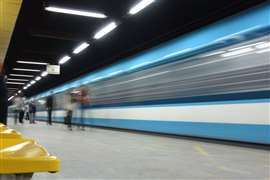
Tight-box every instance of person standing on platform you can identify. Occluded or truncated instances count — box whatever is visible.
[78,87,90,131]
[64,92,77,131]
[29,101,36,124]
[25,103,30,121]
[46,96,53,125]
[0,71,7,125]
[14,95,25,124]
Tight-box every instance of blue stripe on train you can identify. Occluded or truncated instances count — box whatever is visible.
[37,116,270,145]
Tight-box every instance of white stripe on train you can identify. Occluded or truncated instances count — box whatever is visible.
[36,102,270,125]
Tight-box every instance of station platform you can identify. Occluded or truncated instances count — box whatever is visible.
[6,119,269,180]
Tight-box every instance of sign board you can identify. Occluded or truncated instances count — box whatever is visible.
[47,65,60,75]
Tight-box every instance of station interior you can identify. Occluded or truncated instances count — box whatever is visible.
[0,0,269,179]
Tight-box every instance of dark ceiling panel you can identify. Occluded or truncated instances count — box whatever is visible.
[4,0,268,97]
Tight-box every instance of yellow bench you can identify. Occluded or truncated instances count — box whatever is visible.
[0,124,60,179]
[0,129,22,138]
[0,124,8,131]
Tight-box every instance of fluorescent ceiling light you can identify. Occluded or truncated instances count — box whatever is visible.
[256,48,270,54]
[26,84,31,87]
[129,0,155,15]
[30,80,36,85]
[94,22,117,39]
[45,6,107,18]
[35,76,42,81]
[13,68,41,72]
[255,42,270,49]
[221,48,254,57]
[6,82,25,85]
[41,71,48,77]
[73,42,90,54]
[9,74,34,77]
[7,78,29,82]
[59,56,71,64]
[17,61,48,65]
[8,96,14,101]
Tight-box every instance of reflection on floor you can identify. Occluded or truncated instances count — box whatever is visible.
[8,120,270,180]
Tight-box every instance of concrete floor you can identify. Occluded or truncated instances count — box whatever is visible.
[8,120,270,180]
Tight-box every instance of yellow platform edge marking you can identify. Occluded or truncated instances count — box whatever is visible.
[194,144,209,156]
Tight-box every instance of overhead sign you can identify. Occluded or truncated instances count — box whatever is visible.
[47,65,60,75]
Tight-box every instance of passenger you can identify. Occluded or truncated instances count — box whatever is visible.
[0,70,7,125]
[78,87,90,131]
[29,101,36,124]
[14,95,25,124]
[46,95,53,125]
[64,92,77,131]
[25,103,30,121]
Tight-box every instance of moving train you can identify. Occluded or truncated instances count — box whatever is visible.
[25,3,270,144]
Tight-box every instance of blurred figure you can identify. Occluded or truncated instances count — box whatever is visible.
[29,101,36,124]
[46,95,53,125]
[64,92,77,130]
[25,103,30,121]
[14,95,25,124]
[0,73,7,125]
[78,87,90,130]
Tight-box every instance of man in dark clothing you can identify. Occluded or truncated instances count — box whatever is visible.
[46,96,53,125]
[29,101,36,124]
[0,75,7,125]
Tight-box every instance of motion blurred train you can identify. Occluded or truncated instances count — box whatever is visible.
[21,3,270,144]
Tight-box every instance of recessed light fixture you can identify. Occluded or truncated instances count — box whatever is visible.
[17,61,48,65]
[59,56,71,64]
[45,6,107,18]
[35,76,42,81]
[18,90,22,93]
[93,22,118,40]
[129,0,155,15]
[7,78,29,82]
[41,71,48,77]
[23,86,27,90]
[9,74,34,77]
[8,96,14,101]
[13,68,41,72]
[30,80,36,85]
[6,82,25,85]
[73,42,90,54]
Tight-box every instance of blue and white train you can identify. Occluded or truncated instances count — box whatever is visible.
[30,3,270,145]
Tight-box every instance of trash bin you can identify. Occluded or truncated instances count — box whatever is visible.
[0,124,60,180]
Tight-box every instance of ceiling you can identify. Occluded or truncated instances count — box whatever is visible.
[0,0,22,71]
[3,0,267,97]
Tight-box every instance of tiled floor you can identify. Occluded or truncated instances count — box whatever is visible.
[8,120,270,180]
